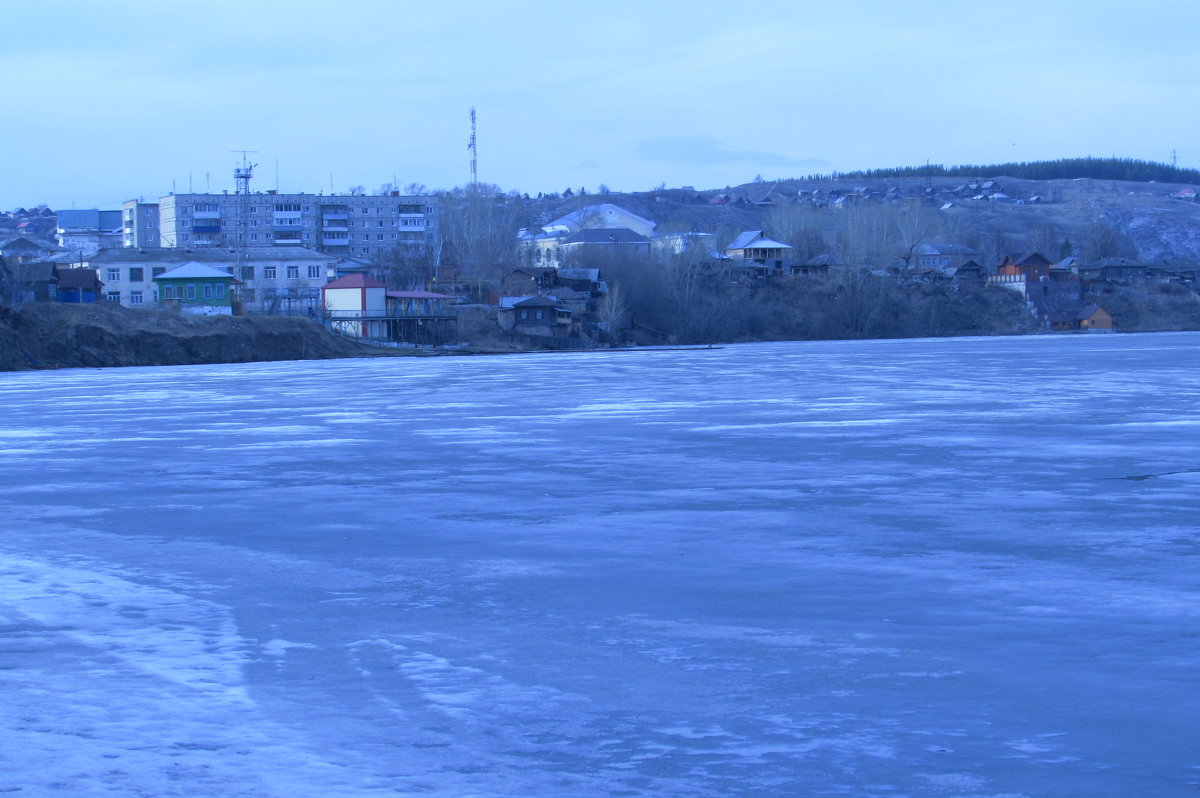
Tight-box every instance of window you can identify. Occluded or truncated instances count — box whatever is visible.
[129,267,144,282]
[360,208,368,214]
[377,234,384,241]
[152,267,165,277]
[129,291,143,305]
[287,265,299,279]
[519,310,528,319]
[215,284,225,299]
[106,268,121,282]
[307,265,320,279]
[252,233,259,240]
[536,310,544,320]
[203,284,213,299]
[249,206,257,214]
[264,266,277,279]
[107,292,121,303]
[251,220,258,227]
[274,203,301,212]
[377,220,384,227]
[186,285,196,300]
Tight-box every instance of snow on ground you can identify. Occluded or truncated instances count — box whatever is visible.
[1,333,1199,796]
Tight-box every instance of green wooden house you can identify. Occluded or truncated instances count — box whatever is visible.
[154,261,235,315]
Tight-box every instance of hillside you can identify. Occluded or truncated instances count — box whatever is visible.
[522,172,1200,265]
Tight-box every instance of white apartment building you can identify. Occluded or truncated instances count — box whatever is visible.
[155,192,440,261]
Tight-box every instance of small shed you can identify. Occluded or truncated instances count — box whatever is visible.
[56,267,103,303]
[1078,304,1114,331]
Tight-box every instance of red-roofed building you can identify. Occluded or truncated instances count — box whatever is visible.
[322,273,387,337]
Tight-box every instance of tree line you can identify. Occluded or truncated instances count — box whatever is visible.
[800,157,1200,185]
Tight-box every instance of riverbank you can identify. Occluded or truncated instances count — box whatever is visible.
[0,303,390,371]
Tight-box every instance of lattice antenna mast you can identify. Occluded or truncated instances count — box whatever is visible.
[231,150,259,298]
[468,107,478,187]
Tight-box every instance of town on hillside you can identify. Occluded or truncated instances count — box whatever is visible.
[4,160,1200,347]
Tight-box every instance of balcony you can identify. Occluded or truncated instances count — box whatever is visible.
[322,224,349,232]
[322,213,349,221]
[192,225,221,234]
[194,211,221,220]
[322,237,350,247]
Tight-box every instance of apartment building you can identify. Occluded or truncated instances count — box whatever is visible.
[121,201,160,248]
[155,192,440,261]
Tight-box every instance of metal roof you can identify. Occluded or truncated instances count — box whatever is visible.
[154,262,235,280]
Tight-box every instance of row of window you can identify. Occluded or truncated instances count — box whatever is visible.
[174,204,434,216]
[161,283,226,300]
[103,265,323,282]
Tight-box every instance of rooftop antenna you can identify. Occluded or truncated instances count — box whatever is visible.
[468,107,478,187]
[231,150,258,298]
[232,150,258,196]
[1171,149,1178,169]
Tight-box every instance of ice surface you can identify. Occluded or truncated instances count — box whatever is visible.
[1,333,1199,796]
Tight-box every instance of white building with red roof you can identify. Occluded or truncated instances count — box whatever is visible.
[321,273,386,337]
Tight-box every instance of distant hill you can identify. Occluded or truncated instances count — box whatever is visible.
[520,159,1200,265]
[799,157,1200,185]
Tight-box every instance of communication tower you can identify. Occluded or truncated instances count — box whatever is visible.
[468,108,478,186]
[231,150,258,300]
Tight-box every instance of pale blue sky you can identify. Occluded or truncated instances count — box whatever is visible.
[6,0,1197,209]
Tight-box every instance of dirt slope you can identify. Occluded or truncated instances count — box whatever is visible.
[0,303,384,371]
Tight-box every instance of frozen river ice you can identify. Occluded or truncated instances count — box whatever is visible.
[1,333,1198,797]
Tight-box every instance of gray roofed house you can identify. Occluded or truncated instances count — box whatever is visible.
[2,260,59,303]
[913,242,981,271]
[0,236,64,264]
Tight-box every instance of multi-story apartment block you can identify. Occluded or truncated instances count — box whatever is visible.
[155,192,440,262]
[121,201,160,248]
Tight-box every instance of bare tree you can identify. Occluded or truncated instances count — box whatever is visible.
[595,283,627,343]
[438,184,528,283]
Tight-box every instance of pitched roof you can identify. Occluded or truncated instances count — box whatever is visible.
[56,267,103,291]
[914,242,980,256]
[543,203,656,236]
[323,273,385,289]
[155,261,235,280]
[513,295,567,309]
[562,228,649,245]
[725,230,792,251]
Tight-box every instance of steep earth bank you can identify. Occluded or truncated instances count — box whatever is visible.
[0,304,385,372]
